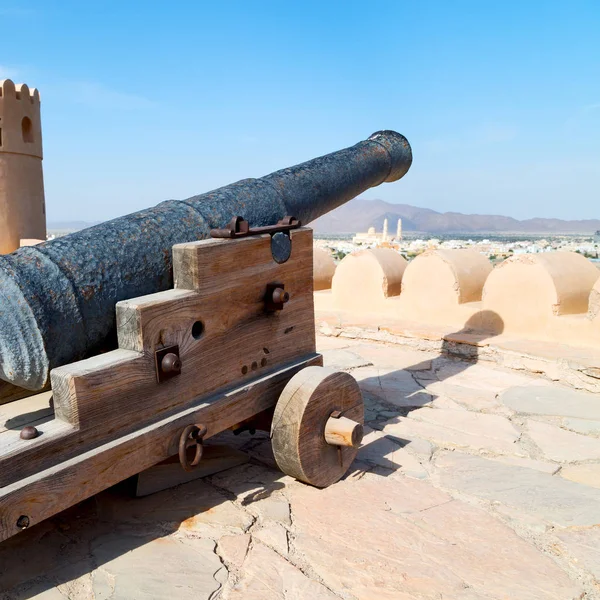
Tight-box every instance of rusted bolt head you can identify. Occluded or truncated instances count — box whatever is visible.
[272,287,289,305]
[20,426,39,440]
[161,353,182,375]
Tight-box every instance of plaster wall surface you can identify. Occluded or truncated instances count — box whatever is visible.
[0,79,46,254]
[313,247,336,291]
[331,248,406,313]
[483,252,600,336]
[397,249,492,326]
[589,278,600,321]
[315,246,600,351]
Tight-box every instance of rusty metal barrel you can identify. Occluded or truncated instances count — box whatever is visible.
[0,130,412,390]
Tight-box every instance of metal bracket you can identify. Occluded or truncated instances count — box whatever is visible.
[210,216,300,239]
[210,216,300,264]
[155,344,182,383]
[178,424,208,472]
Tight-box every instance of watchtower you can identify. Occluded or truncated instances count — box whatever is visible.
[0,79,46,254]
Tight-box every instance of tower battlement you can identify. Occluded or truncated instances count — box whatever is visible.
[0,79,43,159]
[0,78,46,253]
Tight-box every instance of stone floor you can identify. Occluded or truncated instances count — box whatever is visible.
[2,334,600,599]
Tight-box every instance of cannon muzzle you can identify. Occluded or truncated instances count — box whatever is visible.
[0,131,412,390]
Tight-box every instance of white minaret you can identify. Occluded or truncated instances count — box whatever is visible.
[396,218,402,241]
[382,218,388,242]
[0,79,46,254]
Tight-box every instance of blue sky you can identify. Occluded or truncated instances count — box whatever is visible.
[1,0,599,222]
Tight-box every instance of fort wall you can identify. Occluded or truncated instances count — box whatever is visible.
[314,247,600,350]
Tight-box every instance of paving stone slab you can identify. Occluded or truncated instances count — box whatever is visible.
[487,454,560,474]
[382,409,521,455]
[421,381,505,412]
[408,407,519,439]
[253,523,289,556]
[245,494,291,526]
[560,464,600,489]
[501,385,600,419]
[228,542,338,599]
[435,452,600,527]
[353,366,433,407]
[315,334,354,351]
[94,478,253,536]
[556,527,600,581]
[434,362,541,393]
[90,534,226,600]
[321,348,373,370]
[287,474,581,600]
[349,343,436,371]
[217,534,250,569]
[358,428,429,479]
[208,462,296,504]
[527,420,600,462]
[563,417,600,435]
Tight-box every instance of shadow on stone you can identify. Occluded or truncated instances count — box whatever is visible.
[354,311,504,474]
[0,434,286,598]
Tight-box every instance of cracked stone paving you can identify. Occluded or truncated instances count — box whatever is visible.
[1,334,600,599]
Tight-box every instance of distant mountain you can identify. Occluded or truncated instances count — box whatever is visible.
[310,199,600,234]
[47,221,99,232]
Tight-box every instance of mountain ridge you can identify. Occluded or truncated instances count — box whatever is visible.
[311,199,600,234]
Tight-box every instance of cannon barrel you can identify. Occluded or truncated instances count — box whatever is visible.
[0,130,412,390]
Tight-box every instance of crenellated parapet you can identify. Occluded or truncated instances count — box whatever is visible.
[0,79,46,254]
[397,249,492,326]
[482,252,599,336]
[314,246,600,349]
[0,79,43,159]
[590,277,600,322]
[330,248,407,313]
[313,247,337,291]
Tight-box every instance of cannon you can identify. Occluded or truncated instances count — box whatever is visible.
[0,130,411,392]
[0,131,411,542]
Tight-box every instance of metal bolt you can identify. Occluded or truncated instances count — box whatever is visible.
[272,287,289,305]
[16,515,30,529]
[161,352,182,375]
[20,426,39,440]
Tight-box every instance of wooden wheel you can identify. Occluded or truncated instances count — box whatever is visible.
[271,366,364,488]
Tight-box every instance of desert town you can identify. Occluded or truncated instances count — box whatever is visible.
[313,218,600,264]
[1,69,600,600]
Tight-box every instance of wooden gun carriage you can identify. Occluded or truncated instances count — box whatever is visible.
[0,220,364,542]
[0,130,412,543]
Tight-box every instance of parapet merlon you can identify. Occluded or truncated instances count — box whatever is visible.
[0,79,41,103]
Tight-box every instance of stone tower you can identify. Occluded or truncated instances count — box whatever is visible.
[0,79,46,254]
[382,218,388,242]
[396,218,402,241]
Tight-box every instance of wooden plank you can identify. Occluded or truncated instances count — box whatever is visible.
[134,445,250,497]
[51,229,315,435]
[0,381,46,407]
[0,391,53,434]
[0,354,322,542]
[0,353,322,488]
[173,228,312,295]
[0,419,75,487]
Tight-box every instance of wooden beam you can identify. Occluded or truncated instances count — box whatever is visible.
[0,354,322,542]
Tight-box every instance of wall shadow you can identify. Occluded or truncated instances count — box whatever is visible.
[344,310,504,479]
